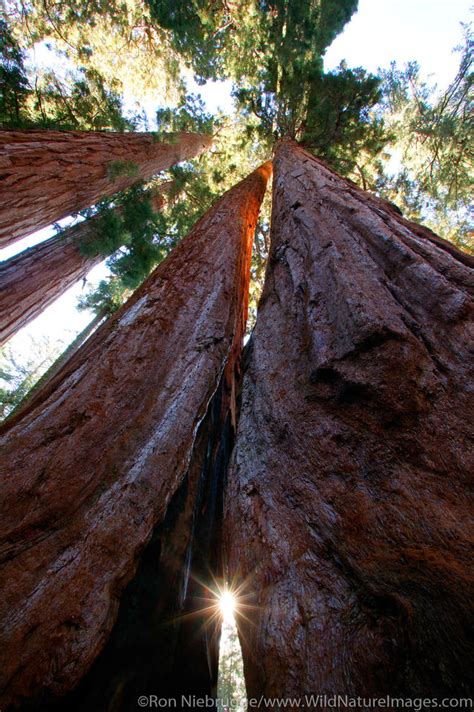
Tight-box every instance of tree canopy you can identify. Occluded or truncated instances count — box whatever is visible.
[374,25,473,250]
[0,17,136,130]
[3,0,471,249]
[1,0,472,416]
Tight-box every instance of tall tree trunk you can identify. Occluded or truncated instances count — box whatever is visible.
[0,130,212,248]
[0,161,271,711]
[0,221,102,345]
[0,183,173,345]
[225,140,473,699]
[55,368,237,711]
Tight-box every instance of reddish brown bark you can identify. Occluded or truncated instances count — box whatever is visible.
[56,371,236,710]
[225,141,474,701]
[0,221,102,345]
[0,183,172,346]
[0,161,271,709]
[0,130,212,248]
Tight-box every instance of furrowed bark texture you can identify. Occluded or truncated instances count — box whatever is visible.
[0,162,271,710]
[225,141,474,700]
[0,130,211,247]
[54,374,235,711]
[0,183,171,345]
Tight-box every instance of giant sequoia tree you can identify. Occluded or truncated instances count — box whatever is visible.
[0,162,271,709]
[0,0,473,709]
[0,129,211,247]
[225,140,474,699]
[0,184,172,345]
[0,219,103,345]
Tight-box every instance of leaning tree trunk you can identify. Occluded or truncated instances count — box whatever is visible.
[0,221,102,345]
[0,162,271,710]
[0,130,211,248]
[225,140,474,700]
[0,183,172,346]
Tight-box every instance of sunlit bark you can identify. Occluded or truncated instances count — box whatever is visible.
[0,162,271,709]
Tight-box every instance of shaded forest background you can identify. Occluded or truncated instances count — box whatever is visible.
[0,0,472,416]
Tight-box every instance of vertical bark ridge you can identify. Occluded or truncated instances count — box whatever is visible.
[225,140,473,699]
[0,130,212,247]
[48,373,236,711]
[0,161,271,710]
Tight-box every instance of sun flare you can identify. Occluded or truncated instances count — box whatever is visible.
[219,589,237,621]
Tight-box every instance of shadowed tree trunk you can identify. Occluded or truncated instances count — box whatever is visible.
[225,140,473,700]
[51,366,237,711]
[0,183,172,346]
[0,161,271,711]
[0,130,212,248]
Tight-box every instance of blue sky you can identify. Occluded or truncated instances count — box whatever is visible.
[2,0,472,360]
[324,0,471,91]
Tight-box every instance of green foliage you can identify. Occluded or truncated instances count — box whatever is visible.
[106,159,140,182]
[108,190,168,290]
[77,184,173,314]
[1,14,135,130]
[77,276,127,315]
[78,210,128,258]
[28,68,136,130]
[379,25,473,209]
[374,24,473,252]
[228,0,390,179]
[233,0,359,138]
[145,0,232,81]
[374,167,473,253]
[156,92,216,133]
[317,0,360,52]
[6,0,183,103]
[301,63,388,175]
[0,17,31,126]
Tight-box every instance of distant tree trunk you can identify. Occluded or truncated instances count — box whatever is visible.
[225,140,474,699]
[0,162,271,710]
[0,130,212,248]
[0,221,102,345]
[0,183,173,345]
